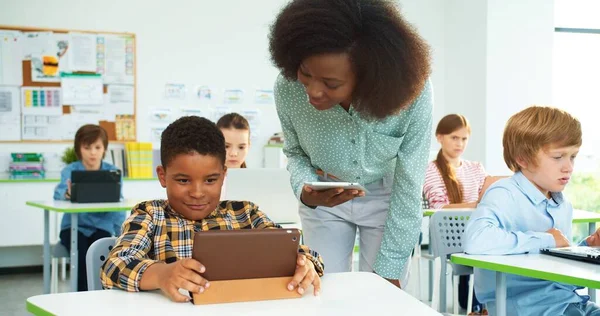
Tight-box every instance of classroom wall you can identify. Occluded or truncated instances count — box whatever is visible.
[0,0,447,170]
[485,0,554,174]
[0,0,555,172]
[0,0,287,168]
[443,0,489,165]
[442,0,555,175]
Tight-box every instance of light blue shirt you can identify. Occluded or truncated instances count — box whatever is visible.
[464,171,588,316]
[54,161,125,237]
[274,75,433,279]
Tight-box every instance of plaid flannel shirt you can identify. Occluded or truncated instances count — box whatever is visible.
[101,199,324,291]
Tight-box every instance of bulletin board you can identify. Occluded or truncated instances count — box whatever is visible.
[0,25,136,142]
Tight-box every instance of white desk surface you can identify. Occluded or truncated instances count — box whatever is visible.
[451,253,600,289]
[26,199,141,213]
[27,272,441,316]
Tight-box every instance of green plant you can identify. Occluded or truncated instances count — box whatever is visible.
[61,147,78,165]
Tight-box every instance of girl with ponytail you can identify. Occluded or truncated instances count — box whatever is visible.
[423,114,488,209]
[423,114,489,315]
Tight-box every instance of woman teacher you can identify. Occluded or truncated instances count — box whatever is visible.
[269,0,433,287]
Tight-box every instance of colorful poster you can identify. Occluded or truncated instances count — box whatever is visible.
[164,83,186,100]
[223,89,243,104]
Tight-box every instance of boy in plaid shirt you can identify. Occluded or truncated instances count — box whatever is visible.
[101,116,323,302]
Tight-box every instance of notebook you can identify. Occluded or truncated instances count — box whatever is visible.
[192,228,301,281]
[540,246,600,264]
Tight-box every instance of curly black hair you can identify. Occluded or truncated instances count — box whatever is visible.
[160,116,226,168]
[269,0,431,119]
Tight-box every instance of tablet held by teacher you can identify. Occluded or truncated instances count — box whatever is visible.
[269,0,433,288]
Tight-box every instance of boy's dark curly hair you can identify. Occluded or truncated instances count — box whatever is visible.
[269,0,431,119]
[160,116,226,168]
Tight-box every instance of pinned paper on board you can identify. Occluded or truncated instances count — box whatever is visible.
[180,107,204,118]
[106,84,134,115]
[240,109,262,141]
[68,32,97,72]
[150,127,165,144]
[212,106,231,122]
[0,30,24,86]
[22,32,53,59]
[29,33,70,82]
[97,34,134,84]
[61,73,103,105]
[60,113,102,140]
[196,86,212,102]
[116,114,136,141]
[150,108,172,123]
[254,89,274,104]
[164,83,186,100]
[21,87,62,112]
[223,89,243,104]
[21,86,63,140]
[0,86,21,141]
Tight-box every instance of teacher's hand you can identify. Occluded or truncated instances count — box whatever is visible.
[301,185,364,208]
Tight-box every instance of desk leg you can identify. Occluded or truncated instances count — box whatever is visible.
[439,258,447,312]
[428,246,433,301]
[70,214,78,292]
[496,272,507,316]
[43,209,50,294]
[590,222,597,302]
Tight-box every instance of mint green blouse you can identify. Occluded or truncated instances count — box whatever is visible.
[274,75,433,279]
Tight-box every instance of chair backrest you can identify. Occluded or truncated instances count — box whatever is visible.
[430,210,473,258]
[86,237,117,291]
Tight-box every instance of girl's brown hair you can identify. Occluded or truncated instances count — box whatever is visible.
[216,113,250,168]
[434,114,471,203]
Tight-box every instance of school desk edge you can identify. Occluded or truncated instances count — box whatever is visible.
[450,254,600,289]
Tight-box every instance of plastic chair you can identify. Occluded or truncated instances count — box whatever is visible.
[411,194,431,301]
[50,243,69,293]
[429,210,475,315]
[85,237,117,291]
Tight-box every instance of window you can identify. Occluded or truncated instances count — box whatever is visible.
[554,0,600,242]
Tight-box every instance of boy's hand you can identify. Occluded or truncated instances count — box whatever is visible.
[287,254,321,296]
[547,228,570,248]
[65,179,72,200]
[157,258,210,302]
[586,228,600,246]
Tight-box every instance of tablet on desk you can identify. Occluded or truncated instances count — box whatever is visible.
[191,229,303,305]
[304,181,368,193]
[192,229,300,281]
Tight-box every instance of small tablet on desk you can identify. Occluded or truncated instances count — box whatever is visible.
[304,181,368,192]
[192,228,300,280]
[190,229,302,305]
[71,170,121,203]
[540,246,600,264]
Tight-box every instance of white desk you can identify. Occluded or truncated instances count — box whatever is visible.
[26,199,140,294]
[422,208,600,303]
[451,253,600,316]
[26,272,442,316]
